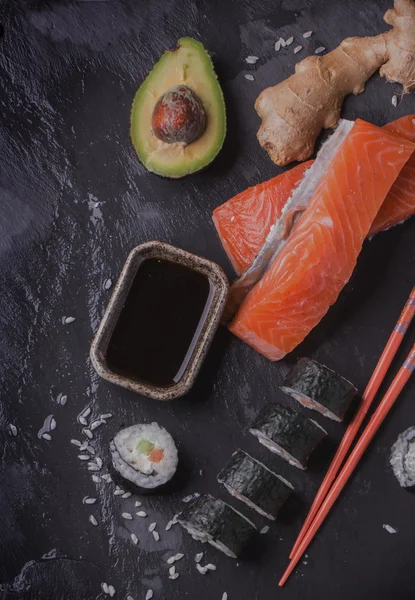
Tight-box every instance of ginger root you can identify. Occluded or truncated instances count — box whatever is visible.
[256,0,415,166]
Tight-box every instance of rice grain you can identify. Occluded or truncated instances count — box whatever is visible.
[84,497,97,505]
[88,463,100,471]
[196,564,207,575]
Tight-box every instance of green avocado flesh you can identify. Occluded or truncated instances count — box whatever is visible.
[130,37,226,178]
[137,439,154,454]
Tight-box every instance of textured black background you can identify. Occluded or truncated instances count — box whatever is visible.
[1,1,415,599]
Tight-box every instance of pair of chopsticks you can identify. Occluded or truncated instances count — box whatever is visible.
[280,285,415,587]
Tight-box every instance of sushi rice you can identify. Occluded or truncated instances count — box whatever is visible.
[111,423,178,490]
[390,426,415,489]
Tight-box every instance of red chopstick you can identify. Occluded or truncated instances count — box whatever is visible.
[279,340,415,586]
[289,286,415,559]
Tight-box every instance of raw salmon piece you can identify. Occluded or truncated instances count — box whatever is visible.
[224,121,354,321]
[369,115,415,235]
[213,115,415,273]
[229,119,415,361]
[212,161,312,275]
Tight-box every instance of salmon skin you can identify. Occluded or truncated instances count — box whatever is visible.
[223,121,354,321]
[229,119,415,361]
[212,161,312,276]
[213,115,415,275]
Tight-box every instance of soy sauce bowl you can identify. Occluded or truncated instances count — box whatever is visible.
[90,241,229,400]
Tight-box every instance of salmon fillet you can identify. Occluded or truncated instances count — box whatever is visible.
[229,119,415,360]
[212,162,312,275]
[370,115,415,235]
[214,115,415,274]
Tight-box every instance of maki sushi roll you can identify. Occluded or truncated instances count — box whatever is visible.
[390,426,415,489]
[249,402,327,470]
[218,450,294,520]
[110,423,178,491]
[178,494,256,558]
[281,358,357,422]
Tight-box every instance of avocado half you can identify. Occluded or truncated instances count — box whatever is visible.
[130,37,226,178]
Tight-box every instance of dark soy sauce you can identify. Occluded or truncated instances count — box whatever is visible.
[106,258,213,387]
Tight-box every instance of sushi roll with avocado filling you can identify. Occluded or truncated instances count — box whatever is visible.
[218,450,294,520]
[390,426,415,490]
[249,402,327,470]
[178,494,256,558]
[110,423,178,491]
[281,358,357,422]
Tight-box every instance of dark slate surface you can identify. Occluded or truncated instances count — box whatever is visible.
[1,1,414,599]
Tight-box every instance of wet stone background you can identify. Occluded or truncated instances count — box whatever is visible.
[0,1,414,599]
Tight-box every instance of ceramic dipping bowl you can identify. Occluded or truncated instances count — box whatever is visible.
[90,241,229,400]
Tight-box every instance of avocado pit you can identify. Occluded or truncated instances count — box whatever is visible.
[152,84,206,145]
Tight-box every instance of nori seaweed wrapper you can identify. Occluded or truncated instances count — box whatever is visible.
[250,402,327,469]
[390,426,415,489]
[281,357,357,422]
[177,494,256,558]
[218,450,293,519]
